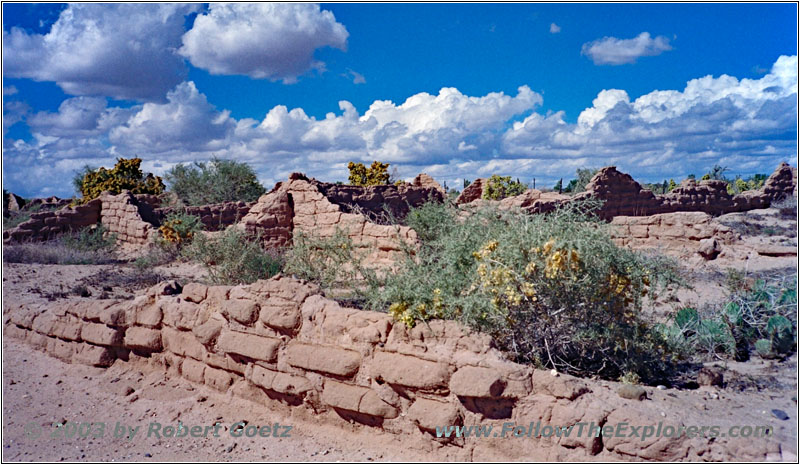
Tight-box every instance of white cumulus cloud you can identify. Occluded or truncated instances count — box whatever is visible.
[109,81,236,157]
[2,57,796,199]
[550,23,561,34]
[179,3,349,83]
[581,32,672,65]
[3,4,198,101]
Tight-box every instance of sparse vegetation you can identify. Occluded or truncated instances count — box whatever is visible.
[283,228,377,296]
[3,225,117,265]
[164,157,265,206]
[181,227,283,285]
[657,270,797,362]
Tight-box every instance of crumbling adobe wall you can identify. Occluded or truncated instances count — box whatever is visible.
[457,163,797,221]
[2,199,101,243]
[611,212,737,260]
[240,174,419,266]
[3,276,783,461]
[156,201,254,231]
[574,162,796,220]
[455,178,486,204]
[311,177,444,222]
[98,192,159,246]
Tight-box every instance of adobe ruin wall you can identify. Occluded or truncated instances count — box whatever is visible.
[3,275,784,461]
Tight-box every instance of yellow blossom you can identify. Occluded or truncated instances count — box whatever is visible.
[525,261,537,274]
[521,282,536,297]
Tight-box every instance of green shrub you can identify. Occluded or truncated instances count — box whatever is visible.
[483,175,527,200]
[164,157,265,206]
[282,228,377,297]
[158,211,204,245]
[364,200,682,381]
[75,158,165,203]
[182,227,283,285]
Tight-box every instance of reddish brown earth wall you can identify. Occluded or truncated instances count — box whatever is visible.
[3,276,785,461]
[2,199,101,243]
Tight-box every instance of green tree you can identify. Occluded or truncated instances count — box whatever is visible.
[574,168,598,193]
[667,179,678,192]
[483,175,527,200]
[164,157,265,206]
[703,164,729,181]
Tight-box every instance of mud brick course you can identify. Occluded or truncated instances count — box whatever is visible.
[2,198,101,243]
[3,275,786,461]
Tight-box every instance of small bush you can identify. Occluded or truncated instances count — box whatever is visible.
[158,211,204,245]
[182,227,283,285]
[364,200,682,381]
[772,195,797,219]
[3,225,117,265]
[133,244,180,270]
[347,161,390,186]
[164,157,265,206]
[282,228,376,296]
[75,158,165,203]
[483,175,527,200]
[132,211,204,270]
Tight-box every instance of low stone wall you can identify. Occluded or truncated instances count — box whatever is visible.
[2,199,101,243]
[611,212,736,260]
[2,276,784,461]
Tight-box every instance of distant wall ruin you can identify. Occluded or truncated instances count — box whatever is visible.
[239,173,435,266]
[458,162,797,221]
[3,275,784,461]
[4,164,795,256]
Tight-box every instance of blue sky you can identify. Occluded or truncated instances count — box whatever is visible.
[2,3,797,198]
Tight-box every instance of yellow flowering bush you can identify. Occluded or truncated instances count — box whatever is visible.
[75,157,165,204]
[368,199,682,381]
[347,161,391,186]
[158,212,202,245]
